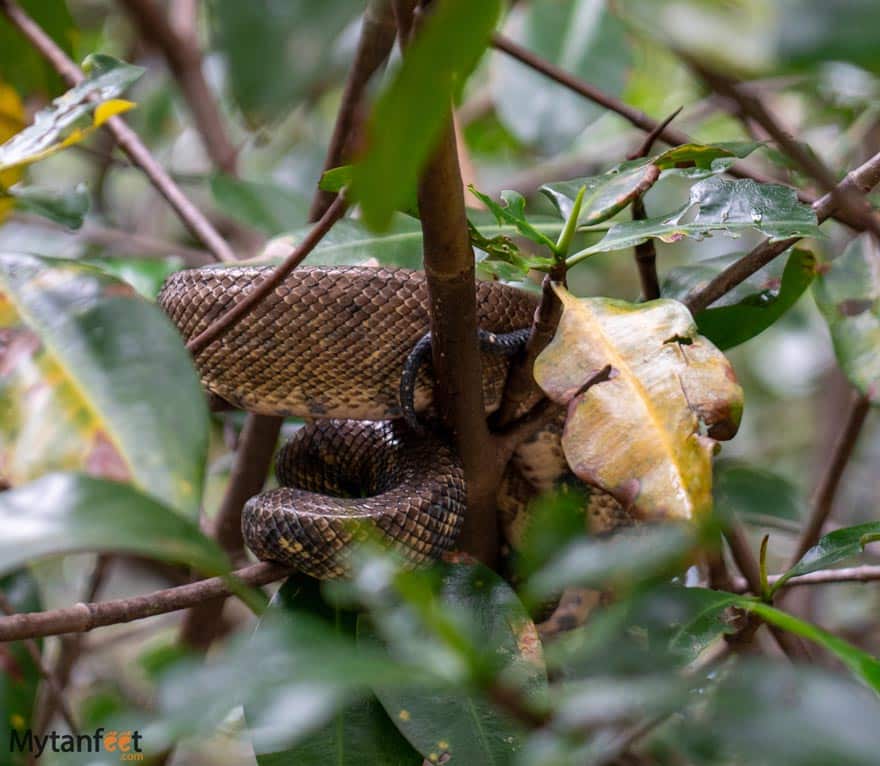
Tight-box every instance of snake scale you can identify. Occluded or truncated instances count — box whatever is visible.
[159,266,621,578]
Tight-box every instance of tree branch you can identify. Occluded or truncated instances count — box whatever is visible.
[117,0,238,173]
[0,563,289,643]
[490,32,870,233]
[686,148,880,312]
[789,393,872,566]
[0,0,236,264]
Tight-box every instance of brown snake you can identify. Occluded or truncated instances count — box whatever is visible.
[159,265,618,579]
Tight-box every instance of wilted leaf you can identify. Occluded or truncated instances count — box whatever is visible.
[0,254,208,516]
[771,522,880,596]
[351,0,501,230]
[570,176,821,261]
[210,174,309,235]
[4,183,90,229]
[664,248,817,349]
[0,570,41,766]
[814,234,880,402]
[492,0,631,151]
[0,473,228,577]
[534,285,743,520]
[0,55,141,173]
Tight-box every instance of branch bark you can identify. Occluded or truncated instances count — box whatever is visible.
[0,0,237,264]
[686,148,880,312]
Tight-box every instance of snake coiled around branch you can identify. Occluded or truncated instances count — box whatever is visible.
[159,265,576,578]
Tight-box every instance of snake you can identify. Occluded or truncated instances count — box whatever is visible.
[158,265,622,579]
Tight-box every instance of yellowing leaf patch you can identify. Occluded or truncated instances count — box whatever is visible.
[534,285,743,521]
[0,81,26,222]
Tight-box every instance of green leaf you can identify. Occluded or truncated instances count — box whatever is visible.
[570,176,821,262]
[0,254,208,517]
[0,473,228,576]
[469,187,559,252]
[351,0,501,231]
[652,140,764,176]
[207,0,360,125]
[667,587,739,662]
[525,523,697,602]
[318,165,353,194]
[814,234,880,403]
[468,222,556,275]
[663,248,818,349]
[259,216,564,270]
[0,570,41,766]
[363,562,547,766]
[85,256,183,300]
[492,0,631,150]
[713,459,805,525]
[771,522,880,596]
[241,577,426,759]
[541,160,660,227]
[4,183,90,229]
[210,174,309,235]
[0,55,143,173]
[0,0,75,98]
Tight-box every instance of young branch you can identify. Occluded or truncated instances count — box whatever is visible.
[789,393,872,566]
[117,0,238,173]
[686,148,880,312]
[0,0,237,264]
[0,563,289,643]
[490,32,871,233]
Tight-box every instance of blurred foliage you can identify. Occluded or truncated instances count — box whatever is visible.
[0,0,878,765]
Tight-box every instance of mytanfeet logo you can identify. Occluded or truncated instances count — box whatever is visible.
[9,727,144,760]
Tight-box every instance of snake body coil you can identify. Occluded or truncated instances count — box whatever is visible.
[159,266,543,578]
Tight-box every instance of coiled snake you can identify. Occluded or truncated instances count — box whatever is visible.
[159,266,620,578]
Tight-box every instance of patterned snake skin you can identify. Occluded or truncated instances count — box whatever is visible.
[158,265,561,578]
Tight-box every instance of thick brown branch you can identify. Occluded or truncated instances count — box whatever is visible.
[0,563,289,643]
[686,148,880,312]
[185,194,349,356]
[0,0,236,263]
[117,0,238,173]
[789,393,872,567]
[490,32,870,233]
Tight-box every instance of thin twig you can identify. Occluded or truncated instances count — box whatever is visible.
[185,193,349,356]
[0,593,79,733]
[0,0,237,264]
[0,563,289,643]
[686,148,880,312]
[789,394,872,567]
[490,32,872,233]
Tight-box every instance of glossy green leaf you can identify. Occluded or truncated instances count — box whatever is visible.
[210,174,309,235]
[666,587,739,662]
[358,562,547,765]
[713,459,805,525]
[208,0,360,124]
[469,187,559,251]
[0,473,228,576]
[570,176,821,262]
[259,216,563,270]
[771,522,880,596]
[0,0,74,97]
[0,570,41,766]
[0,254,208,516]
[234,577,427,759]
[492,0,631,150]
[525,523,697,602]
[351,0,501,230]
[4,183,90,229]
[664,248,817,349]
[814,234,880,403]
[0,55,143,173]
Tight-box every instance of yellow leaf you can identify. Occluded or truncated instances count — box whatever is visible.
[0,81,26,222]
[93,98,135,126]
[533,285,743,521]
